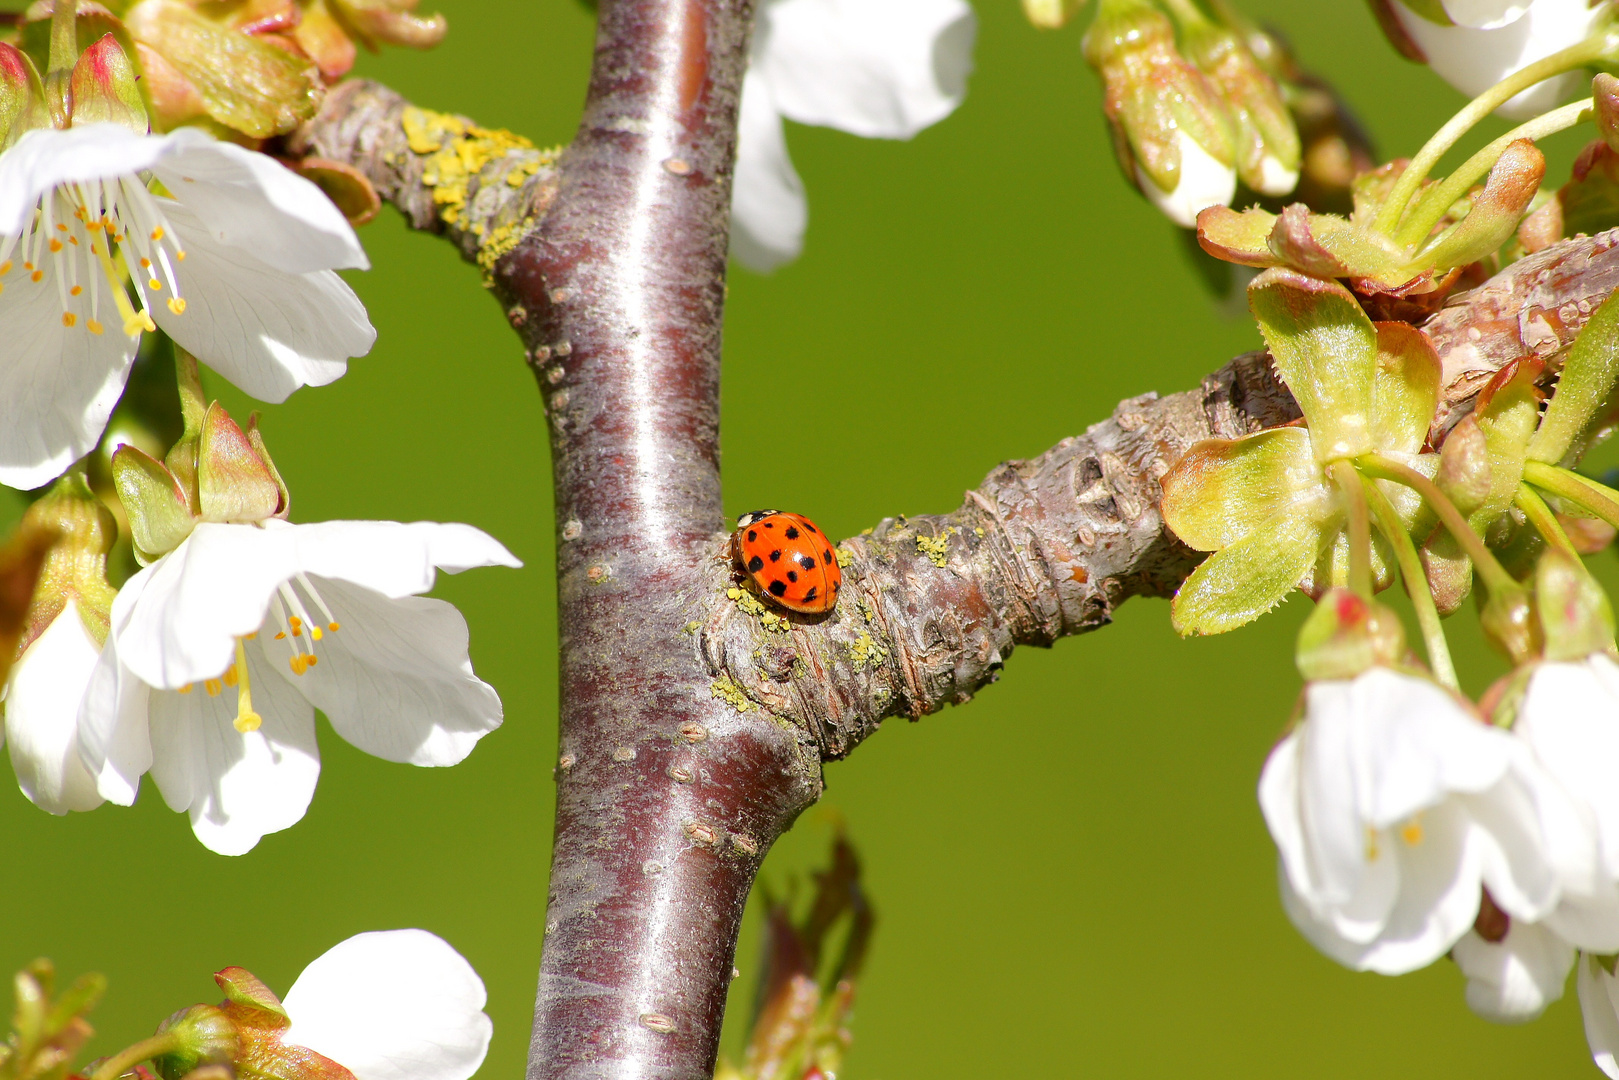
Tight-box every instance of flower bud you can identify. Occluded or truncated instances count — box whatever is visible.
[1082,0,1236,227]
[152,1005,240,1080]
[1179,22,1299,196]
[1295,587,1406,681]
[330,0,447,50]
[1022,0,1084,29]
[1480,582,1539,665]
[1533,548,1615,662]
[111,444,195,565]
[17,474,118,654]
[0,43,49,150]
[1437,414,1492,516]
[292,0,358,82]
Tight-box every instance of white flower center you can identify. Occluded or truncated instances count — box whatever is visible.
[0,176,189,339]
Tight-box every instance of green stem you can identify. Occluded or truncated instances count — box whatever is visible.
[1159,0,1211,29]
[89,1032,182,1080]
[1331,460,1373,598]
[47,0,76,73]
[1362,476,1458,689]
[1397,98,1593,249]
[1515,482,1581,557]
[1524,460,1619,529]
[1356,453,1518,594]
[1372,35,1609,236]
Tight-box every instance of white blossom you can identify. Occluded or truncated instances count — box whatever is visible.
[2,600,103,814]
[0,124,375,489]
[732,0,977,271]
[1453,920,1576,1022]
[76,520,519,855]
[282,929,492,1080]
[1389,0,1603,119]
[1581,953,1619,1079]
[1258,667,1565,974]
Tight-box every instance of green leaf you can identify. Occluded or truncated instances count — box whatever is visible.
[1368,321,1441,455]
[1412,139,1545,273]
[1196,204,1280,267]
[1160,428,1319,550]
[111,444,194,564]
[1249,268,1380,461]
[1171,504,1333,635]
[1471,356,1543,535]
[1528,287,1619,466]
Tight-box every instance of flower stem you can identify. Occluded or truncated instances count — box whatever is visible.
[1356,454,1518,594]
[89,1032,182,1080]
[1524,460,1619,529]
[1331,460,1373,598]
[1397,98,1593,249]
[1372,35,1609,237]
[1515,482,1581,558]
[1361,477,1457,689]
[47,0,76,73]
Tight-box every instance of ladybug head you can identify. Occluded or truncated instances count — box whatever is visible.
[735,509,779,529]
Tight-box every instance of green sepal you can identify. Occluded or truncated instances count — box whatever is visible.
[0,43,50,150]
[1559,140,1619,239]
[68,32,147,132]
[212,967,359,1080]
[1595,73,1619,153]
[197,403,281,524]
[1295,587,1406,681]
[1160,428,1319,551]
[1480,580,1540,666]
[1180,22,1299,191]
[151,1004,240,1080]
[1369,321,1441,455]
[111,443,195,565]
[330,0,448,50]
[20,2,137,80]
[1437,414,1492,516]
[123,0,320,139]
[1171,502,1333,635]
[1249,268,1379,462]
[17,473,119,652]
[1471,356,1544,537]
[1534,548,1617,662]
[214,967,289,1028]
[244,412,290,521]
[1196,204,1279,266]
[1528,287,1619,467]
[1411,139,1545,273]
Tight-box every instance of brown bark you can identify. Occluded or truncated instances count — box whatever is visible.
[294,45,1619,1080]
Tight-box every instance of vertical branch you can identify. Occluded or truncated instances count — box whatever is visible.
[493,2,822,1077]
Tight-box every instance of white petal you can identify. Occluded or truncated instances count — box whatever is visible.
[76,596,153,806]
[1392,0,1599,119]
[1355,800,1480,974]
[755,0,975,138]
[0,125,172,235]
[1276,859,1386,969]
[149,200,374,405]
[286,520,522,598]
[1453,921,1575,1022]
[730,70,807,273]
[1548,887,1619,955]
[273,581,500,766]
[1440,0,1532,28]
[1465,767,1563,923]
[1255,154,1300,199]
[3,602,104,813]
[147,638,319,856]
[0,253,139,489]
[146,129,368,273]
[283,929,492,1080]
[1520,657,1619,876]
[1581,954,1619,1080]
[1135,132,1236,228]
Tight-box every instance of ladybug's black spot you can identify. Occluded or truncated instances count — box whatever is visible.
[746,529,757,543]
[747,555,764,572]
[768,580,787,597]
[785,526,800,540]
[787,570,799,583]
[764,521,775,529]
[804,522,817,533]
[803,587,818,603]
[832,581,840,591]
[822,549,833,564]
[799,555,816,570]
[770,549,782,562]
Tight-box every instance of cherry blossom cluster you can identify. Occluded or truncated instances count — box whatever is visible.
[1141,8,1619,1072]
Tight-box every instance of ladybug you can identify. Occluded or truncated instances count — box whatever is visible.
[731,509,841,614]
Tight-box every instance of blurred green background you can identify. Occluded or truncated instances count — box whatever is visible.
[2,0,1611,1076]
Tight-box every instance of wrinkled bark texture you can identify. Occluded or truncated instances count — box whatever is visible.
[296,37,1619,1080]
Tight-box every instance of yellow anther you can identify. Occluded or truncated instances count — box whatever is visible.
[223,665,239,687]
[22,261,32,270]
[178,683,192,694]
[148,278,161,290]
[69,285,81,296]
[306,654,318,667]
[139,257,150,268]
[232,639,261,733]
[328,621,340,632]
[62,312,75,327]
[204,678,222,697]
[55,222,67,232]
[30,270,42,282]
[67,236,77,246]
[244,631,257,640]
[86,220,101,232]
[1401,821,1424,846]
[274,631,286,640]
[176,250,186,261]
[87,320,103,335]
[150,226,164,241]
[289,655,308,675]
[311,626,323,642]
[167,297,186,315]
[0,260,10,274]
[48,239,61,252]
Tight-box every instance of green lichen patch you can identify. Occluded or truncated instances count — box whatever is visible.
[857,596,876,624]
[711,675,757,712]
[726,586,790,633]
[916,527,960,568]
[682,620,702,635]
[835,546,853,568]
[846,630,889,672]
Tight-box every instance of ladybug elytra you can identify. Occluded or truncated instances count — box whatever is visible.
[731,509,841,614]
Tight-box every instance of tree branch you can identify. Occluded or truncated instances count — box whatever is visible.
[294,54,1619,1080]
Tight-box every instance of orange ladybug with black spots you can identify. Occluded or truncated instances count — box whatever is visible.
[731,510,841,614]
